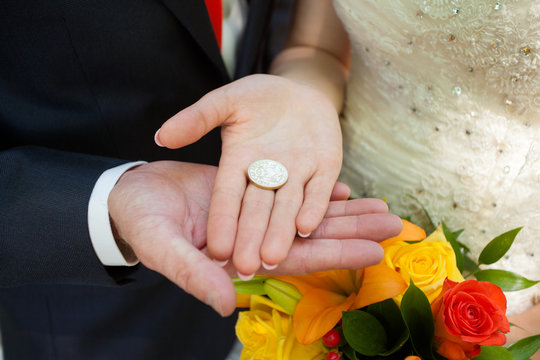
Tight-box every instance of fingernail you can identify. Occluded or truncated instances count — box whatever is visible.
[213,258,229,267]
[262,261,278,270]
[206,291,224,316]
[154,129,164,147]
[298,231,311,238]
[237,272,255,281]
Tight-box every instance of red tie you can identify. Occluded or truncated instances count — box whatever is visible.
[204,0,222,50]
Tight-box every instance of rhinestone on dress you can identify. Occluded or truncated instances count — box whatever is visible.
[491,42,499,49]
[505,98,515,112]
[520,47,532,56]
[416,11,424,19]
[448,34,456,41]
[467,67,474,72]
[453,8,460,14]
[453,86,462,95]
[494,2,502,10]
[503,166,510,174]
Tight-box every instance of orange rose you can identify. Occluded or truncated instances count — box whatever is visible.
[431,279,510,360]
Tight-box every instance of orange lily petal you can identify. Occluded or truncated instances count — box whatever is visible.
[354,262,407,309]
[380,219,426,248]
[273,269,355,295]
[293,288,356,344]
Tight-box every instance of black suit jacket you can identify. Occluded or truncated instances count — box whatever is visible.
[0,0,273,358]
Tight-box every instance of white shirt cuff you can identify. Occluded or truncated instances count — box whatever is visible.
[88,161,147,266]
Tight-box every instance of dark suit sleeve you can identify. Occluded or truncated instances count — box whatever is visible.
[0,146,131,287]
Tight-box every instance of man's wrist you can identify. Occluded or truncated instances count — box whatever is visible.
[88,161,147,266]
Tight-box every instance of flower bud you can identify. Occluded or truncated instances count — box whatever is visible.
[263,278,302,315]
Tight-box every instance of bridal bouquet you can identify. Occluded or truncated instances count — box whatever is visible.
[233,220,540,360]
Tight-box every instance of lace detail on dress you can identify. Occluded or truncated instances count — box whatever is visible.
[334,0,540,314]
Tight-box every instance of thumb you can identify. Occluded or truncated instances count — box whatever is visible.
[330,181,351,201]
[156,87,232,149]
[132,221,238,316]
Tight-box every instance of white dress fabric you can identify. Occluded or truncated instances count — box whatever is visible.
[334,0,540,314]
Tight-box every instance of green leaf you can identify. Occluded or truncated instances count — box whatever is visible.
[400,281,435,360]
[478,227,523,265]
[508,334,540,360]
[472,346,514,360]
[366,299,409,356]
[474,269,540,291]
[463,254,480,276]
[341,345,359,360]
[232,276,269,295]
[342,310,388,356]
[453,229,464,240]
[442,221,464,272]
[406,194,436,233]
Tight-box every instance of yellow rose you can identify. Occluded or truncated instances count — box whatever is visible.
[384,225,464,304]
[236,295,327,360]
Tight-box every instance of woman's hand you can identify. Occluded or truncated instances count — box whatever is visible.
[156,74,345,277]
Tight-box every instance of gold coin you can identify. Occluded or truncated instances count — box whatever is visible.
[247,160,288,190]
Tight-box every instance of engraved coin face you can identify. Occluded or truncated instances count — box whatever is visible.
[247,159,288,190]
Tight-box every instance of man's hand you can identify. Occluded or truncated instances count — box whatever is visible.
[156,74,345,277]
[108,161,402,317]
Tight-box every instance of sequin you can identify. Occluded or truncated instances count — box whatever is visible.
[416,11,424,19]
[505,99,515,112]
[453,8,460,15]
[453,86,462,95]
[520,47,532,56]
[467,67,474,72]
[494,2,502,10]
[448,34,456,41]
[503,166,510,173]
[491,42,499,49]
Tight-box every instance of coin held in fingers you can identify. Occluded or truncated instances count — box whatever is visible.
[247,159,288,190]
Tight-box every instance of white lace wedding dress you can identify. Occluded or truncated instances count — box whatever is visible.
[335,0,540,314]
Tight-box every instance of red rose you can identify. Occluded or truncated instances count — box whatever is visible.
[431,279,510,360]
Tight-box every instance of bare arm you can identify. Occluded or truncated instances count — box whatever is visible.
[270,0,350,111]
